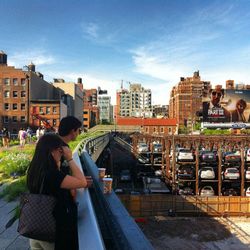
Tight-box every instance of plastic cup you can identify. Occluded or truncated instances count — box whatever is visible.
[98,168,106,180]
[103,177,113,194]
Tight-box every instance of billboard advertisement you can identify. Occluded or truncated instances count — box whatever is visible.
[202,87,250,128]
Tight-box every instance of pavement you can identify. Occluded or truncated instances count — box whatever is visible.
[0,185,29,250]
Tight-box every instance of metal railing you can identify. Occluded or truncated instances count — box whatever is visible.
[76,133,153,250]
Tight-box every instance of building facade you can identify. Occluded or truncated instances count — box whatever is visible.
[0,51,72,133]
[116,83,152,118]
[169,71,211,128]
[98,94,112,123]
[53,79,83,123]
[83,88,99,129]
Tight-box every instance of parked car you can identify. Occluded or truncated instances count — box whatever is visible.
[245,167,250,180]
[176,149,194,162]
[143,177,170,194]
[137,142,149,153]
[153,143,162,153]
[177,165,195,179]
[120,169,131,182]
[246,149,250,162]
[200,186,215,196]
[246,187,250,197]
[223,167,240,180]
[224,151,241,164]
[153,156,162,164]
[199,150,217,163]
[199,167,215,179]
[222,188,239,196]
[178,187,194,195]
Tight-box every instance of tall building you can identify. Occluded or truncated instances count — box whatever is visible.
[116,83,152,118]
[169,71,211,127]
[98,92,112,123]
[0,51,66,133]
[83,88,99,129]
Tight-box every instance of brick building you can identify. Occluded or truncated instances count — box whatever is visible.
[169,71,211,128]
[117,117,177,135]
[0,51,67,133]
[83,88,99,129]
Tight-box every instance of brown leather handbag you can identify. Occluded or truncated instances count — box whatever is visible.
[17,180,56,242]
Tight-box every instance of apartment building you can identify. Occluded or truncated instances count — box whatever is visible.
[98,94,112,123]
[116,83,152,118]
[0,51,67,133]
[83,88,99,129]
[169,71,211,127]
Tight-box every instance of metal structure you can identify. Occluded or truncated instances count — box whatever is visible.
[132,134,250,197]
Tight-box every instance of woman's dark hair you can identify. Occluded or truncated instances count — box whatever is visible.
[58,116,82,136]
[27,134,65,193]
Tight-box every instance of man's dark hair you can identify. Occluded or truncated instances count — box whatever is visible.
[58,116,82,136]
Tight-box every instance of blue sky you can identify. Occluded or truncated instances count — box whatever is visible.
[1,0,250,105]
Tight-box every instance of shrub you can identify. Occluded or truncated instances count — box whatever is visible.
[0,176,27,202]
[0,152,31,176]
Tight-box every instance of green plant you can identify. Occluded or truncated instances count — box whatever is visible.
[0,152,31,176]
[0,176,27,201]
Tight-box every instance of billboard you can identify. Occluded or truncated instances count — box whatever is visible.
[202,88,250,128]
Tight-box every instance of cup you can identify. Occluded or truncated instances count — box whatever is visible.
[103,177,113,194]
[98,168,106,180]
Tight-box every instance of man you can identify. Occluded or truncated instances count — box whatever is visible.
[58,116,92,189]
[2,127,10,148]
[203,86,231,122]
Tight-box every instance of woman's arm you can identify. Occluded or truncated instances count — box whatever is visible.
[60,146,92,189]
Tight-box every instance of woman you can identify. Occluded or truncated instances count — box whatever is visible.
[231,99,249,122]
[27,134,92,250]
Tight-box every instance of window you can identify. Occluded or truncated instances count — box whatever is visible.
[13,103,18,110]
[4,78,10,85]
[13,129,17,134]
[168,127,172,134]
[153,127,156,133]
[21,91,26,97]
[4,91,10,98]
[13,78,18,85]
[4,116,9,123]
[21,103,25,110]
[4,103,9,110]
[53,107,57,113]
[145,127,149,133]
[21,116,26,123]
[12,116,17,123]
[46,107,50,114]
[39,107,44,114]
[13,91,18,97]
[21,78,26,86]
[160,127,164,133]
[53,119,57,126]
[84,118,88,121]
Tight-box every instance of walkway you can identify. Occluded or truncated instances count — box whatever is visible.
[0,197,29,250]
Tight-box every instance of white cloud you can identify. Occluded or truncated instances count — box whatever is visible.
[8,49,55,68]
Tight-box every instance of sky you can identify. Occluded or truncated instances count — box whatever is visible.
[1,0,250,105]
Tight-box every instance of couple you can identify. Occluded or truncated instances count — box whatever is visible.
[26,116,92,250]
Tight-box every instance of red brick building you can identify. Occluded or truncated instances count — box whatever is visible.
[117,117,177,135]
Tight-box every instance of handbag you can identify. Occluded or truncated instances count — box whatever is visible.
[17,178,56,242]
